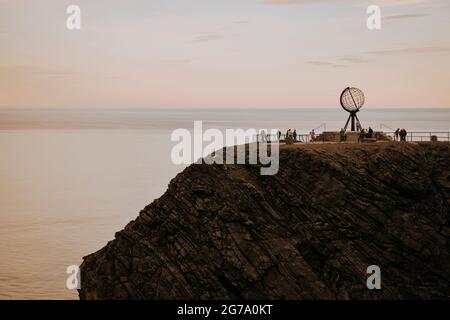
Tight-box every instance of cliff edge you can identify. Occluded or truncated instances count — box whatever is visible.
[79,142,450,299]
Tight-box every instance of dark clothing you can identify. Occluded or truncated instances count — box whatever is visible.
[359,131,365,143]
[399,129,407,142]
[340,130,346,142]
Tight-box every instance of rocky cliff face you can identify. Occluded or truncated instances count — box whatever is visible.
[79,143,450,299]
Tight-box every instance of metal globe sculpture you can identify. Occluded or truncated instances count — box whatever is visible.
[340,87,365,131]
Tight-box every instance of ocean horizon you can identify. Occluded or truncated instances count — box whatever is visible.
[2,107,450,132]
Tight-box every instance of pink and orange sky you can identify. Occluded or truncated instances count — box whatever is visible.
[1,0,450,108]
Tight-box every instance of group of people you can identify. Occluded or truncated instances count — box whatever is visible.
[358,127,374,142]
[286,129,298,140]
[277,129,317,144]
[280,129,298,144]
[339,127,375,142]
[394,128,408,142]
[264,127,409,144]
[272,126,409,144]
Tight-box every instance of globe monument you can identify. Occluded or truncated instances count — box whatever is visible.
[340,87,365,132]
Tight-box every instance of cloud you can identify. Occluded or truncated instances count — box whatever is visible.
[308,45,448,70]
[263,0,433,6]
[263,0,346,5]
[308,61,348,68]
[377,0,433,7]
[338,56,370,63]
[308,61,333,65]
[308,55,369,67]
[0,65,82,79]
[367,46,450,56]
[192,34,225,43]
[385,13,427,19]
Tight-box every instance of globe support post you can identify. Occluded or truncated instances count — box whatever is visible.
[344,111,360,131]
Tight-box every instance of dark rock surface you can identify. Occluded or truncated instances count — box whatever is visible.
[79,142,450,299]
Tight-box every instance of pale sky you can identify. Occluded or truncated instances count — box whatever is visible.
[1,0,450,108]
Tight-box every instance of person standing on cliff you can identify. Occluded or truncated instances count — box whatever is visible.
[285,129,290,140]
[358,129,365,143]
[395,128,400,141]
[399,128,404,141]
[310,129,316,141]
[293,130,297,142]
[356,119,362,132]
[285,129,294,144]
[340,128,346,142]
[400,128,408,142]
[260,130,267,143]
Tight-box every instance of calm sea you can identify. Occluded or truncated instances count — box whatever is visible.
[0,108,449,299]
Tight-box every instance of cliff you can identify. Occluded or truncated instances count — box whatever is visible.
[79,142,450,299]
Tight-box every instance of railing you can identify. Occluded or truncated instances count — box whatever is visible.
[255,123,327,143]
[379,123,396,132]
[258,131,450,143]
[314,123,327,132]
[384,131,450,142]
[255,133,311,143]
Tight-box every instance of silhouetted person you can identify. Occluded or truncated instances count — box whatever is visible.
[368,127,373,139]
[359,129,365,143]
[293,130,297,141]
[277,130,282,141]
[356,119,362,132]
[260,130,267,143]
[400,128,407,142]
[395,128,400,141]
[340,128,346,142]
[285,129,293,145]
[310,129,316,141]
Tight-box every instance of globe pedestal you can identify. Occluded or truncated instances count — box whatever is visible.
[317,131,360,142]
